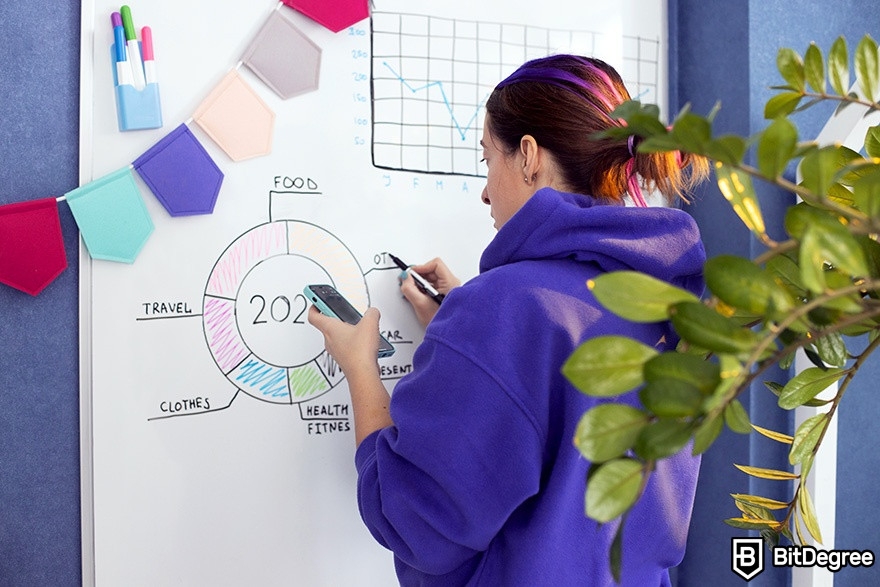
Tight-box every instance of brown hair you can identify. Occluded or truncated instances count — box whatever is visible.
[485,55,708,205]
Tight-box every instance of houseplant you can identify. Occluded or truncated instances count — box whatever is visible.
[563,34,880,579]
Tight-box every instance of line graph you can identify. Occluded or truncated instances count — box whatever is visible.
[380,61,488,143]
[370,11,662,177]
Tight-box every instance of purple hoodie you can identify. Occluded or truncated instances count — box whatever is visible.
[355,187,706,586]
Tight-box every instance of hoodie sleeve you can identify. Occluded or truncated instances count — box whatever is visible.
[354,336,545,576]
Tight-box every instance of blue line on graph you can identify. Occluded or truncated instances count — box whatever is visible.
[382,61,488,142]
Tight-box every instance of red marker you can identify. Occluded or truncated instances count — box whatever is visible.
[141,26,157,84]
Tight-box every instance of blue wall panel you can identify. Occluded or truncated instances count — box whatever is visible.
[0,2,82,586]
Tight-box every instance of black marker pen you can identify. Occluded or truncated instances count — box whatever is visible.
[389,253,445,305]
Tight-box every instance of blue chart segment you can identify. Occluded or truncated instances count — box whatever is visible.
[370,11,661,178]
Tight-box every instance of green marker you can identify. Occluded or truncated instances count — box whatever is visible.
[119,5,146,90]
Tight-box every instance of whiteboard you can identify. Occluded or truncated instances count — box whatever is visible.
[79,0,666,584]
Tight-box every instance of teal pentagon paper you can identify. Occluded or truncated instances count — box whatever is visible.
[65,167,154,263]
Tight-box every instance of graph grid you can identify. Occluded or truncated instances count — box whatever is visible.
[370,11,661,177]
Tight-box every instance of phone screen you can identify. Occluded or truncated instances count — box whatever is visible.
[318,287,363,325]
[306,285,395,357]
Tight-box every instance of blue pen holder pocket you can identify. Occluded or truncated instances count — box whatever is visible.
[111,44,163,131]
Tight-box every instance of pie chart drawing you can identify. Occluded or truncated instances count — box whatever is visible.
[202,220,369,404]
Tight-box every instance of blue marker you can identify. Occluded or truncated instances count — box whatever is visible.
[111,12,133,87]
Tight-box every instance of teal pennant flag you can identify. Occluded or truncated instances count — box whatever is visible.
[64,167,154,263]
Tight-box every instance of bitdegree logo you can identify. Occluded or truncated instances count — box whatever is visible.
[773,545,874,572]
[731,538,875,580]
[732,538,764,580]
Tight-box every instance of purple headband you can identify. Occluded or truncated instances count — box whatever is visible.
[495,56,624,113]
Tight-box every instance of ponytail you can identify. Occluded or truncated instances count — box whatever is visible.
[487,55,710,206]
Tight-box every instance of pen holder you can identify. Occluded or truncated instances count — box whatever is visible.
[111,44,163,131]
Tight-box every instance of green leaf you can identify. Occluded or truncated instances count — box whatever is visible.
[563,335,658,397]
[806,222,869,283]
[777,47,806,92]
[638,134,684,153]
[761,529,782,548]
[853,166,880,218]
[585,458,644,523]
[789,413,827,465]
[574,404,649,462]
[752,423,794,444]
[794,511,807,545]
[693,413,724,455]
[828,36,850,96]
[733,496,777,521]
[814,332,848,367]
[725,517,781,531]
[865,126,880,159]
[669,301,763,356]
[670,113,712,154]
[764,380,831,408]
[758,118,799,179]
[704,135,748,166]
[798,228,829,293]
[826,182,857,207]
[587,271,699,322]
[818,271,865,314]
[609,521,624,584]
[639,379,704,417]
[855,34,879,102]
[798,485,824,543]
[724,399,752,434]
[786,204,870,282]
[777,367,845,409]
[700,356,740,413]
[835,147,874,186]
[764,92,803,119]
[766,253,807,297]
[609,100,668,137]
[634,419,693,460]
[804,43,826,93]
[643,353,721,395]
[858,234,880,282]
[715,162,766,237]
[731,493,790,510]
[734,463,799,481]
[704,254,796,317]
[799,146,841,198]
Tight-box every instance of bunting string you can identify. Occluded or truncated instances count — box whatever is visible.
[0,0,363,295]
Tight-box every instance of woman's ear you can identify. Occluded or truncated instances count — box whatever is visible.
[519,134,540,177]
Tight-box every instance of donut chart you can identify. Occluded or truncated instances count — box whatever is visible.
[202,220,368,404]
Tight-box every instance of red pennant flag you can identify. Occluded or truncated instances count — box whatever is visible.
[281,0,369,33]
[0,197,68,295]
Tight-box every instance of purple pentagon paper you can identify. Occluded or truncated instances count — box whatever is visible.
[133,123,224,216]
[242,8,322,100]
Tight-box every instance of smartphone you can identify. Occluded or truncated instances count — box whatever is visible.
[303,284,395,358]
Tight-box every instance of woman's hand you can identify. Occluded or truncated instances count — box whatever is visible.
[307,305,392,444]
[307,305,381,379]
[399,257,461,328]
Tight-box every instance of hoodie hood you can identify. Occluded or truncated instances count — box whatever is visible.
[479,187,706,295]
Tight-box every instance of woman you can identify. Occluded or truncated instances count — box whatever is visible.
[308,54,709,585]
